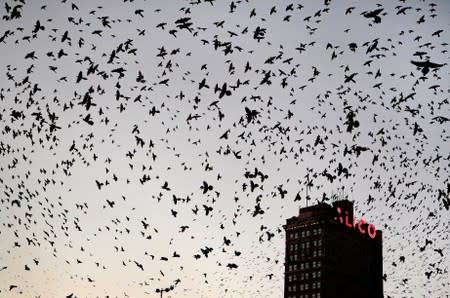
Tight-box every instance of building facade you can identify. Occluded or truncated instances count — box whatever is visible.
[283,200,383,298]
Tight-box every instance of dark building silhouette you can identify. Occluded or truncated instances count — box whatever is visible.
[283,200,383,298]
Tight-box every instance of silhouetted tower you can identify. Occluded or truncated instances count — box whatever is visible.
[283,199,383,298]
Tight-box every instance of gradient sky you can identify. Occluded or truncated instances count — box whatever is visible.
[0,0,449,297]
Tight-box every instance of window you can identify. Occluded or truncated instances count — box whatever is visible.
[305,283,309,290]
[312,271,316,278]
[317,271,321,278]
[306,230,310,236]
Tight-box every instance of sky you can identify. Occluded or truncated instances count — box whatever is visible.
[0,0,449,297]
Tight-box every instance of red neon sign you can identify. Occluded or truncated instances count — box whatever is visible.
[334,207,377,239]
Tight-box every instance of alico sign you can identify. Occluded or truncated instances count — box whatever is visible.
[334,207,377,239]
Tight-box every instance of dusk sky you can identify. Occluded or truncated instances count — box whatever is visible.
[0,0,449,297]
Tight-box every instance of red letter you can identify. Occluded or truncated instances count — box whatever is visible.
[345,211,353,228]
[357,218,366,234]
[367,224,376,239]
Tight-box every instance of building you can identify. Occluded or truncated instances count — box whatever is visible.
[283,200,383,298]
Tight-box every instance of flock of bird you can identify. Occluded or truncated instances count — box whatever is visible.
[0,0,448,297]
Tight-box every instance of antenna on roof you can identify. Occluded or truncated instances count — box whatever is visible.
[330,191,338,204]
[305,174,312,207]
[330,186,348,204]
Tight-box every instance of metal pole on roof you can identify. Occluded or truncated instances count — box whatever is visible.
[305,174,310,207]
